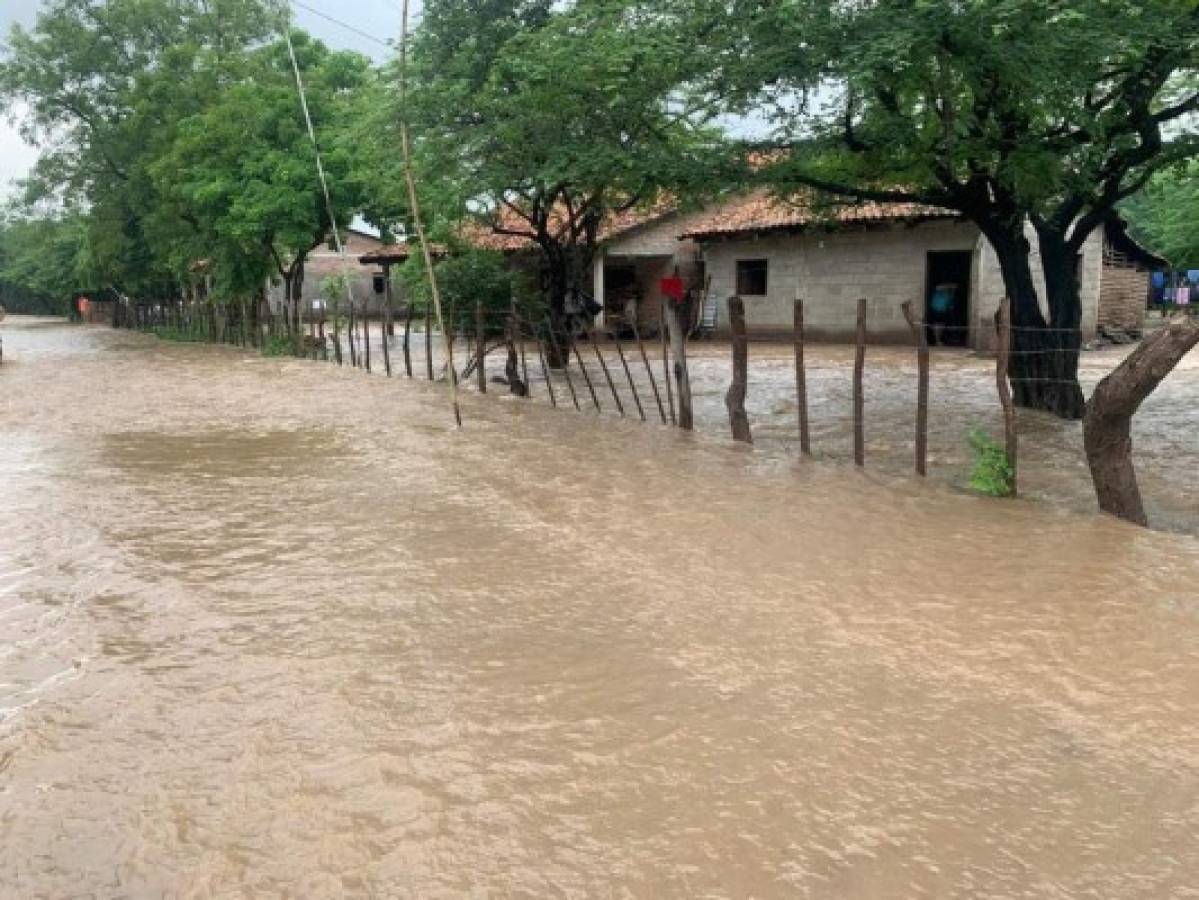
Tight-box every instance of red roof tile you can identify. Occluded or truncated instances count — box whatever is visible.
[679,190,954,239]
[463,198,676,252]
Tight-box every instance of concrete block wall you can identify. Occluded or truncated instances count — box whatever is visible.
[701,221,980,342]
[700,219,1105,348]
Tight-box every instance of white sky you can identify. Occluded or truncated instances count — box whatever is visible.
[0,0,408,202]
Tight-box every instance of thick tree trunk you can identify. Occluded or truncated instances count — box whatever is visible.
[1083,317,1199,527]
[985,225,1085,419]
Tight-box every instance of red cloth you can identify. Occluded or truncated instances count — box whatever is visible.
[659,275,685,302]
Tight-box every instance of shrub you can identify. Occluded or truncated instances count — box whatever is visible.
[967,429,1015,497]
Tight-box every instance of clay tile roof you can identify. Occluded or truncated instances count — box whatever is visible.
[679,189,954,240]
[462,198,676,252]
[358,242,446,265]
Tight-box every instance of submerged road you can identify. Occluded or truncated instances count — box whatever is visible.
[2,318,1198,896]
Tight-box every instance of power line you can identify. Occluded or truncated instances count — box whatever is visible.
[290,0,395,50]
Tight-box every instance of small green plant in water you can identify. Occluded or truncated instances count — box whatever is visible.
[261,334,293,357]
[967,429,1015,497]
[150,325,206,343]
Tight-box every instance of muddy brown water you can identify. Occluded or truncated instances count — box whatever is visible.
[2,317,1198,897]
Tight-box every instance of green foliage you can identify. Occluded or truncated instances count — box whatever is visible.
[0,212,97,315]
[261,334,294,357]
[400,244,538,335]
[150,323,207,343]
[967,429,1015,498]
[1122,162,1199,269]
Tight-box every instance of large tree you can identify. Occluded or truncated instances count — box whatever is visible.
[408,0,726,338]
[708,0,1199,418]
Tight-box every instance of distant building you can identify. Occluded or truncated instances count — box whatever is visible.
[266,228,409,317]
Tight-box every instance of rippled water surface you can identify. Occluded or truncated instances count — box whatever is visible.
[2,317,1198,897]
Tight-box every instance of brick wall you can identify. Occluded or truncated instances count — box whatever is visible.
[1097,252,1148,333]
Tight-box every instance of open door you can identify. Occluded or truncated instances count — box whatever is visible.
[925,251,972,347]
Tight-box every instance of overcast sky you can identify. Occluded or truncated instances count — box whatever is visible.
[0,0,408,202]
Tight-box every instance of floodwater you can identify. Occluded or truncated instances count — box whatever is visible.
[2,317,1198,897]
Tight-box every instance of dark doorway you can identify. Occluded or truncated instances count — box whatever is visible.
[603,263,638,320]
[924,251,972,347]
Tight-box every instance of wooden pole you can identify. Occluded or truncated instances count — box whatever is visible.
[631,320,666,423]
[612,332,645,421]
[545,317,581,411]
[664,300,693,430]
[363,301,372,373]
[853,297,867,467]
[504,311,527,396]
[513,301,530,398]
[725,295,752,443]
[535,328,557,408]
[570,328,602,411]
[475,299,487,393]
[381,267,393,377]
[901,300,929,476]
[424,303,433,380]
[659,299,677,425]
[348,301,358,367]
[402,295,414,377]
[794,297,811,456]
[995,296,1018,496]
[587,329,624,416]
[332,301,343,365]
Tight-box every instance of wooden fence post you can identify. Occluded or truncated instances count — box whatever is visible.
[348,302,358,367]
[535,329,557,408]
[381,277,393,377]
[363,303,372,373]
[726,296,752,443]
[664,300,693,429]
[505,311,527,396]
[901,300,929,476]
[587,329,624,416]
[995,297,1018,495]
[612,332,646,421]
[659,299,677,425]
[475,299,487,393]
[402,296,413,377]
[632,320,666,423]
[424,303,433,380]
[545,317,581,411]
[794,297,810,456]
[514,301,530,397]
[853,297,867,467]
[570,329,602,411]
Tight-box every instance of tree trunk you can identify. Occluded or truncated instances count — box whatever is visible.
[986,224,1085,419]
[1083,317,1199,526]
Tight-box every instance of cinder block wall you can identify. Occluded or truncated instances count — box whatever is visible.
[700,221,979,343]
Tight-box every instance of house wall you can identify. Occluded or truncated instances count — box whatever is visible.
[700,220,1104,348]
[701,221,980,342]
[266,232,399,316]
[1097,250,1148,334]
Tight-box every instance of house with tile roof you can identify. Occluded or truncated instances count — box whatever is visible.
[678,190,1161,348]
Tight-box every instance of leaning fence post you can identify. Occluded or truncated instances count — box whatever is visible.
[726,296,752,443]
[995,297,1018,495]
[632,320,666,423]
[853,297,867,467]
[381,282,393,377]
[545,317,581,411]
[363,303,372,373]
[535,327,557,408]
[612,331,646,421]
[794,297,810,456]
[901,300,929,476]
[664,300,693,429]
[570,329,602,412]
[587,328,624,416]
[402,296,414,377]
